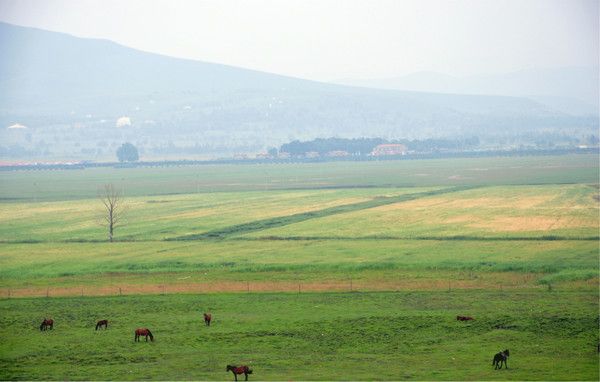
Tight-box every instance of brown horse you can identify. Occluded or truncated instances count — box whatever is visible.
[492,349,510,369]
[226,365,252,381]
[457,315,474,321]
[40,318,53,331]
[134,328,154,342]
[96,320,108,330]
[204,313,212,326]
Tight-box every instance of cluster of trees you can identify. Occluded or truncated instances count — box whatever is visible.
[280,138,386,156]
[278,137,481,156]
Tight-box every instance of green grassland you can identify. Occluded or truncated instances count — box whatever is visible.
[0,187,437,242]
[0,239,597,289]
[0,154,598,380]
[0,184,597,243]
[0,292,598,381]
[0,154,597,202]
[241,184,599,240]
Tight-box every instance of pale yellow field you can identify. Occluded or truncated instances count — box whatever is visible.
[242,184,599,238]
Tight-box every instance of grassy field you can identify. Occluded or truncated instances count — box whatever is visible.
[242,184,599,240]
[0,154,597,201]
[1,292,598,381]
[0,154,598,380]
[0,239,597,292]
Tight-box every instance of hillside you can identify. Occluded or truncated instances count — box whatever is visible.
[0,22,596,160]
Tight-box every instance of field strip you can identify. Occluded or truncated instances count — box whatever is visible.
[4,278,589,298]
[1,235,598,244]
[234,235,600,241]
[169,186,474,240]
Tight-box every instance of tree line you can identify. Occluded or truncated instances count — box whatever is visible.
[278,136,481,156]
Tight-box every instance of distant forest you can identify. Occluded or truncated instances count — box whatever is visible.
[278,137,481,156]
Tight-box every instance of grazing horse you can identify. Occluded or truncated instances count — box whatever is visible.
[40,318,53,331]
[457,315,474,321]
[226,365,252,381]
[492,349,510,369]
[204,313,212,326]
[134,328,154,342]
[95,320,108,330]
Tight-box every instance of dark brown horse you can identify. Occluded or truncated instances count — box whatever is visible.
[134,328,154,342]
[226,365,252,381]
[95,320,108,330]
[40,318,53,331]
[204,313,212,326]
[492,349,510,369]
[457,315,474,321]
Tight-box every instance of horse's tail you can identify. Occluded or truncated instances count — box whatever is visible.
[147,329,154,341]
[96,322,99,330]
[40,322,44,331]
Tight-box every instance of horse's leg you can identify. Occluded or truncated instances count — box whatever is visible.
[504,359,508,369]
[233,372,237,382]
[245,372,248,381]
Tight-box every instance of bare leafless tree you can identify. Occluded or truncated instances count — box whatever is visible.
[98,184,126,242]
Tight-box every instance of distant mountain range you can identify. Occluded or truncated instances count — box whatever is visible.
[335,67,599,116]
[0,22,597,160]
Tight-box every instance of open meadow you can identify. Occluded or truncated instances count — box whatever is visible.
[0,154,598,380]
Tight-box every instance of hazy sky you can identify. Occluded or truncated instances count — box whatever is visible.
[0,0,597,81]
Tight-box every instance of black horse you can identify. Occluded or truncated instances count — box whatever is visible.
[226,365,253,381]
[492,349,510,369]
[95,319,108,330]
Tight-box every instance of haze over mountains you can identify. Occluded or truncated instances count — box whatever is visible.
[335,67,599,116]
[0,22,597,160]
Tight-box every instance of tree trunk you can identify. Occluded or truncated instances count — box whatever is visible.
[109,208,114,242]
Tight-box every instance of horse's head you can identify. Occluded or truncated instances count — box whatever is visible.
[226,365,234,372]
[145,329,154,341]
[503,349,509,357]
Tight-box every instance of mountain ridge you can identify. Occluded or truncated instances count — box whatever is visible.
[0,22,596,159]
